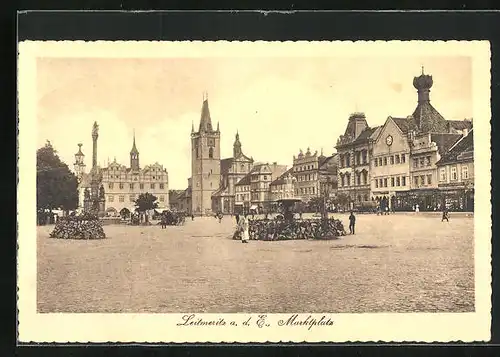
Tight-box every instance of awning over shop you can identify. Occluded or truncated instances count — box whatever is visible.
[250,205,258,210]
[234,202,243,206]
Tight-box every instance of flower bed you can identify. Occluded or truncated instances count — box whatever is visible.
[247,218,346,241]
[50,213,106,240]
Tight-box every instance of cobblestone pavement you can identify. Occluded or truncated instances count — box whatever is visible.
[37,213,474,313]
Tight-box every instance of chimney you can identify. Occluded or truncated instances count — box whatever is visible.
[462,128,468,137]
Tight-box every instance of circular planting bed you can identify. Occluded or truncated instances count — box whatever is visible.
[50,213,106,240]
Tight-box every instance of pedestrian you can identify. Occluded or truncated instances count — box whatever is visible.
[191,214,194,221]
[240,215,249,243]
[235,213,240,225]
[348,211,356,234]
[441,207,450,222]
[415,204,420,214]
[218,212,223,223]
[385,206,389,215]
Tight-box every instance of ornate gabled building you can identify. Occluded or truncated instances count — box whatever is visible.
[335,112,380,207]
[74,127,170,216]
[370,68,473,211]
[212,131,254,214]
[234,162,288,214]
[291,148,338,201]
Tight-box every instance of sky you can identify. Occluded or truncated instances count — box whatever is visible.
[36,56,472,190]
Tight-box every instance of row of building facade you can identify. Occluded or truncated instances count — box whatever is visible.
[170,69,474,214]
[73,68,475,216]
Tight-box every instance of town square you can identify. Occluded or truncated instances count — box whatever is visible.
[37,212,474,313]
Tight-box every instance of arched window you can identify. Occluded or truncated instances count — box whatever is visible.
[209,147,214,159]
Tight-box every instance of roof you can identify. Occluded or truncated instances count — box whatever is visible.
[270,168,293,186]
[235,173,251,186]
[352,126,378,145]
[198,99,213,132]
[430,133,463,155]
[391,117,413,134]
[130,131,139,155]
[319,154,338,174]
[75,144,85,157]
[220,158,233,174]
[412,102,448,133]
[436,129,474,165]
[447,119,473,131]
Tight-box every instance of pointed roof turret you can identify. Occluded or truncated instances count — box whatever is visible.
[233,130,242,157]
[75,143,84,157]
[130,129,139,155]
[198,93,213,132]
[191,121,194,133]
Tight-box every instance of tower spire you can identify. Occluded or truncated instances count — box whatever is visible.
[198,95,213,132]
[130,129,140,170]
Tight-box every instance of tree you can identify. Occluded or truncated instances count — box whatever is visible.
[307,197,323,213]
[134,192,158,223]
[334,193,350,211]
[37,141,79,217]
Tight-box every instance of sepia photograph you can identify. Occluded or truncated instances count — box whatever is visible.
[17,40,491,343]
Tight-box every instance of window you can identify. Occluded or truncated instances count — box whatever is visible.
[451,166,458,180]
[363,171,368,185]
[426,156,431,166]
[401,154,406,163]
[356,174,361,186]
[395,154,400,164]
[160,195,165,202]
[413,159,419,168]
[379,178,383,188]
[420,176,425,185]
[312,187,315,194]
[419,158,425,167]
[300,188,304,194]
[119,183,124,189]
[108,195,114,202]
[374,159,378,167]
[439,168,446,181]
[346,155,350,167]
[108,182,114,189]
[462,165,469,179]
[129,195,135,202]
[129,183,134,189]
[362,151,367,164]
[383,157,387,166]
[209,147,214,159]
[414,176,419,186]
[396,177,400,186]
[390,156,394,165]
[119,195,125,202]
[402,176,406,186]
[391,177,395,187]
[427,175,432,185]
[375,180,379,188]
[140,183,144,189]
[384,178,388,187]
[159,183,164,189]
[151,183,155,189]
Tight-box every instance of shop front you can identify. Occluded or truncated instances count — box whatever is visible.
[394,189,441,211]
[439,182,474,212]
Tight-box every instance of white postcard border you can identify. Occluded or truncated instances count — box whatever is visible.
[18,40,492,343]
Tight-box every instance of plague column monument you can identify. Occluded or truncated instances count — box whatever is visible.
[84,121,105,216]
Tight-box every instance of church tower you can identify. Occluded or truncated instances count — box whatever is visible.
[74,143,86,178]
[130,130,140,171]
[191,93,221,215]
[233,131,242,158]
